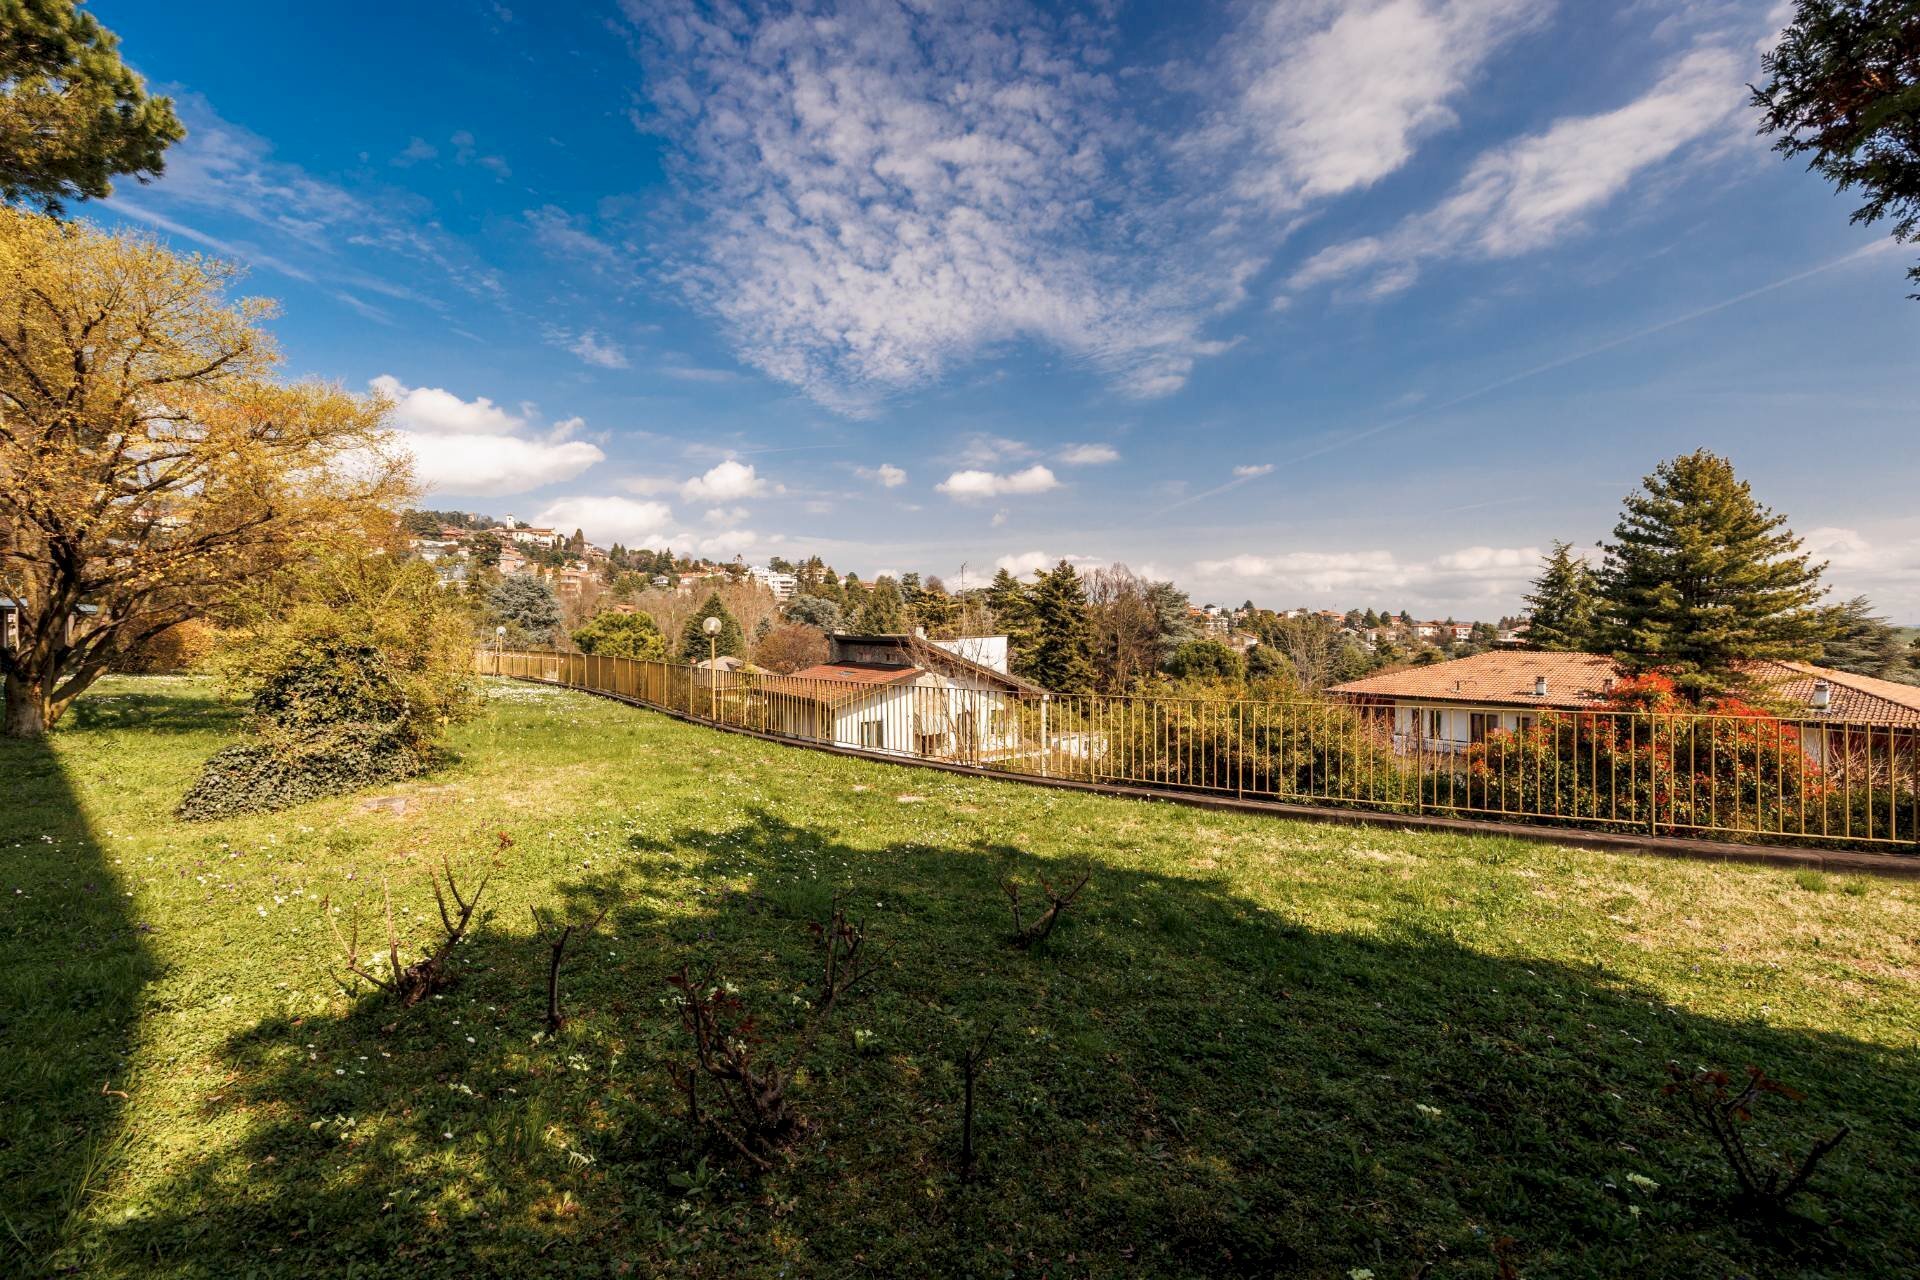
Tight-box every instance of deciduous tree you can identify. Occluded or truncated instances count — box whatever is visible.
[0,211,408,737]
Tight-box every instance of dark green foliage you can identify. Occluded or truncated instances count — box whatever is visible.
[489,574,562,644]
[985,568,1036,656]
[176,722,421,822]
[1523,540,1598,651]
[1754,1,1920,293]
[680,592,745,661]
[1821,595,1917,681]
[852,575,907,633]
[783,592,843,632]
[573,610,668,660]
[1162,638,1246,682]
[1595,450,1832,698]
[0,0,185,212]
[1021,561,1098,693]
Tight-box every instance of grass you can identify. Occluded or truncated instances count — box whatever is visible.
[2,675,1917,1279]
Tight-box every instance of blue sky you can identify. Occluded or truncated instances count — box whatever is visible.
[88,0,1920,618]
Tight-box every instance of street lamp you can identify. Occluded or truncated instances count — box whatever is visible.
[493,624,506,674]
[703,614,722,720]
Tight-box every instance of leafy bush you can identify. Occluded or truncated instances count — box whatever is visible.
[179,548,477,819]
[1163,639,1245,682]
[572,610,667,660]
[113,618,218,673]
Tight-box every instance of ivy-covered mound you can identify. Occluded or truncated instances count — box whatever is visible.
[178,549,478,820]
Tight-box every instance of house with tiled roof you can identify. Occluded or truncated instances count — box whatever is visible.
[757,633,1042,762]
[1329,649,1920,756]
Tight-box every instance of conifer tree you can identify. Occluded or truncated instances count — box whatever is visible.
[1023,561,1097,693]
[1522,541,1598,650]
[986,568,1036,659]
[1595,450,1831,698]
[679,592,745,661]
[852,575,907,633]
[1821,596,1915,681]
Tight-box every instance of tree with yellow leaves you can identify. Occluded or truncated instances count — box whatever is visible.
[0,209,412,737]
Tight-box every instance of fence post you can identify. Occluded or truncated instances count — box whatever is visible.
[1039,695,1050,779]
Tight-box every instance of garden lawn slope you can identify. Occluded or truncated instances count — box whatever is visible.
[2,676,1917,1279]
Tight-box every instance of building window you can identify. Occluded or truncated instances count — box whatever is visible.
[858,719,884,749]
[1425,709,1444,740]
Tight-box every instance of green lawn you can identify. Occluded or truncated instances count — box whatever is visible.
[4,676,1918,1279]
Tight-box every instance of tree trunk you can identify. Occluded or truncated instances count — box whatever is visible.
[4,672,49,739]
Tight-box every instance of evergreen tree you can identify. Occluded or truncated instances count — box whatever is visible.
[1595,450,1831,698]
[1821,596,1916,681]
[1023,561,1097,693]
[488,575,562,644]
[853,575,907,632]
[986,568,1036,658]
[1522,541,1598,650]
[572,610,667,660]
[679,592,745,662]
[783,593,843,632]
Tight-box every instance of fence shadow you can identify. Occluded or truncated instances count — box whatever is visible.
[0,731,158,1276]
[81,806,1920,1277]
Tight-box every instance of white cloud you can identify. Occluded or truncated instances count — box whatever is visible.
[994,550,1101,578]
[533,496,676,547]
[372,375,604,496]
[1059,443,1120,465]
[627,1,1240,412]
[704,505,751,526]
[1233,463,1275,478]
[1804,525,1920,618]
[393,137,438,166]
[680,459,766,502]
[856,463,908,488]
[1201,0,1548,213]
[1289,42,1747,297]
[1193,544,1541,603]
[567,330,629,369]
[936,465,1061,501]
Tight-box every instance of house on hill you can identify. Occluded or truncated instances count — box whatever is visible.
[757,633,1043,762]
[1329,650,1920,760]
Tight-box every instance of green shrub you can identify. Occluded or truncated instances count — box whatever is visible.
[573,610,667,660]
[179,548,477,819]
[176,722,422,821]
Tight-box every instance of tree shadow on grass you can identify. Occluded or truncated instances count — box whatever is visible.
[0,732,157,1277]
[89,807,1920,1278]
[61,680,238,738]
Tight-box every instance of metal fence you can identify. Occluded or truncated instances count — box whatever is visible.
[478,649,1920,853]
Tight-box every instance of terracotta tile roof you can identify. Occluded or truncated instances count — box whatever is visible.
[1748,661,1920,728]
[1330,651,1920,726]
[1329,650,1619,709]
[759,662,926,708]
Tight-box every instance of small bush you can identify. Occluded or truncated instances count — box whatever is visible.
[114,619,218,673]
[176,721,422,821]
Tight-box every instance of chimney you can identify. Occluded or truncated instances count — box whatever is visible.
[1534,675,1549,697]
[1811,680,1831,711]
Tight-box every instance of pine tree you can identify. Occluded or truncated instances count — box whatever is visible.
[1023,561,1097,693]
[853,576,907,633]
[488,575,562,644]
[1522,541,1598,650]
[986,568,1036,659]
[1821,596,1915,681]
[679,592,745,662]
[1595,450,1831,698]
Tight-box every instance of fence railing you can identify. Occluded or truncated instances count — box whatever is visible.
[477,649,1920,853]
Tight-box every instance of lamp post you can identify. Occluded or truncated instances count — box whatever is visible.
[494,624,506,675]
[703,614,722,720]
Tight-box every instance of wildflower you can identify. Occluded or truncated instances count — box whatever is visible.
[1625,1173,1658,1193]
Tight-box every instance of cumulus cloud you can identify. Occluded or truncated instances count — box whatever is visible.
[1804,525,1920,617]
[625,0,1240,412]
[937,465,1061,501]
[993,550,1100,578]
[856,463,908,488]
[1288,41,1747,298]
[533,496,676,547]
[1059,443,1120,465]
[1193,544,1541,603]
[680,459,766,502]
[372,374,603,496]
[1199,0,1547,213]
